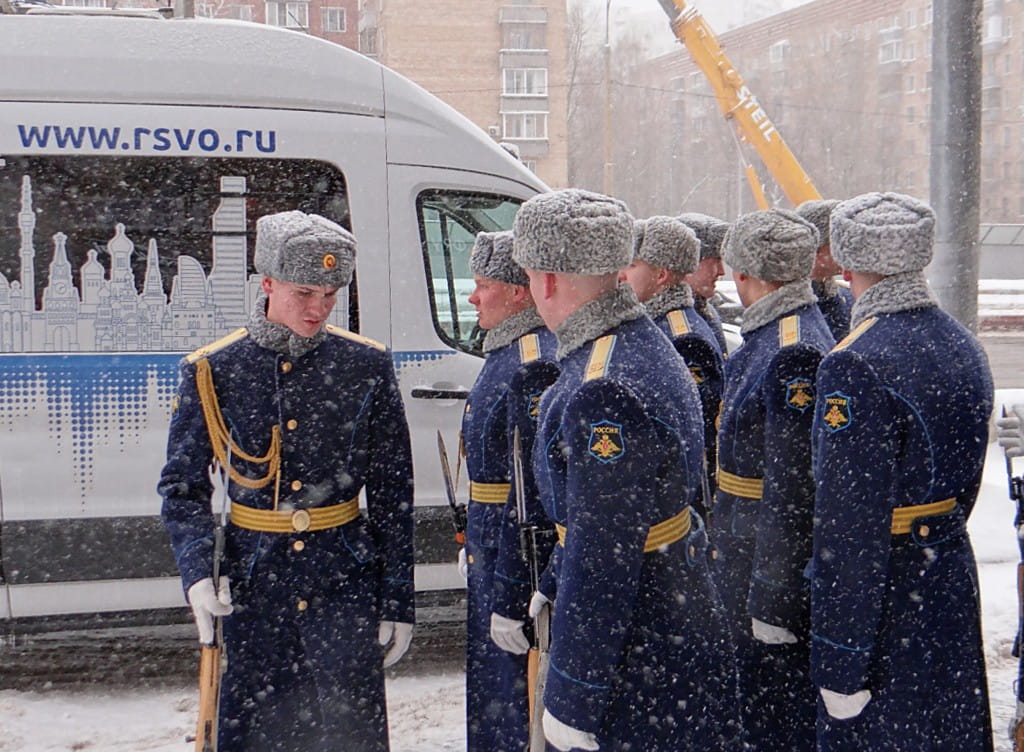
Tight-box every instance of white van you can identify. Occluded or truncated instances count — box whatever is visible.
[0,13,546,630]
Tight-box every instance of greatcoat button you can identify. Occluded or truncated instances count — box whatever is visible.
[293,540,306,552]
[281,362,292,373]
[918,525,930,537]
[286,419,298,431]
[291,480,303,491]
[297,599,308,611]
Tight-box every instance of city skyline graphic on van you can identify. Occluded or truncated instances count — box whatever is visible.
[0,163,349,498]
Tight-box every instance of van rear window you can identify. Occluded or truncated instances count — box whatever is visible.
[416,190,522,356]
[0,156,352,353]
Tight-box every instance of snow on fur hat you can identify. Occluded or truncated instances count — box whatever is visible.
[255,210,355,288]
[795,199,840,248]
[722,208,818,283]
[830,192,935,275]
[678,212,729,259]
[470,230,527,286]
[636,216,700,275]
[512,189,634,275]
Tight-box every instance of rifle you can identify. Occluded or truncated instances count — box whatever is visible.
[1005,411,1024,751]
[437,431,467,545]
[192,453,230,752]
[513,427,550,752]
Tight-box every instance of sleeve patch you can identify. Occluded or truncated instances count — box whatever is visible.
[588,420,625,463]
[786,377,815,412]
[822,391,853,432]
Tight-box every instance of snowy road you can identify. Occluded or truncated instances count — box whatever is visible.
[4,399,1024,751]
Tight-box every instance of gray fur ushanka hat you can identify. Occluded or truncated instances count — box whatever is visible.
[512,189,634,275]
[722,208,819,283]
[255,210,355,287]
[678,212,729,260]
[795,199,841,249]
[830,192,935,275]
[470,230,527,286]
[636,216,700,275]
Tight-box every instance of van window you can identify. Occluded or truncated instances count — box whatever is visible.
[417,190,522,355]
[0,156,353,353]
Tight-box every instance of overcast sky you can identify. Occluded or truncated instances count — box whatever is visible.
[577,0,817,57]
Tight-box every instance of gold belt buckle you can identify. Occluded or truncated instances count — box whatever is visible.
[291,509,312,532]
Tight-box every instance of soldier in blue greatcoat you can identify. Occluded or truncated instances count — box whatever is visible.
[159,211,415,752]
[513,189,742,752]
[714,208,835,750]
[796,199,855,341]
[457,230,558,751]
[621,215,724,519]
[810,192,994,751]
[679,212,731,354]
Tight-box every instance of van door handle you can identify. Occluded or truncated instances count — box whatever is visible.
[411,387,470,400]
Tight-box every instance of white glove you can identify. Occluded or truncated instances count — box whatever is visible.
[997,405,1024,457]
[457,547,468,580]
[528,590,551,619]
[751,617,798,645]
[820,687,872,720]
[543,709,599,751]
[490,612,530,654]
[378,620,414,668]
[187,576,233,645]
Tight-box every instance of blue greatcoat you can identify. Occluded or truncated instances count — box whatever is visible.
[160,326,414,752]
[695,294,729,354]
[649,293,725,519]
[810,306,994,751]
[461,320,558,752]
[534,289,742,750]
[713,301,834,750]
[814,280,854,342]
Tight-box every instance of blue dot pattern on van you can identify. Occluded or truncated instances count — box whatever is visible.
[392,350,452,375]
[0,354,179,497]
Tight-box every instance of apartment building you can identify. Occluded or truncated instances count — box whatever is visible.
[625,0,1015,223]
[361,0,569,188]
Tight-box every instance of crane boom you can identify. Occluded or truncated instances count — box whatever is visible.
[656,0,821,208]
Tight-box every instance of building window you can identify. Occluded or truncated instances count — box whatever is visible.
[503,68,548,96]
[504,26,544,50]
[502,112,548,140]
[228,4,253,20]
[62,0,107,7]
[769,39,790,63]
[905,75,915,93]
[906,8,917,27]
[360,30,377,55]
[1006,16,1015,38]
[906,106,915,124]
[321,6,346,32]
[879,39,902,63]
[265,1,308,29]
[924,4,932,26]
[904,41,916,61]
[522,160,537,174]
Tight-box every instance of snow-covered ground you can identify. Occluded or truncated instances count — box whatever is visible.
[4,393,1024,751]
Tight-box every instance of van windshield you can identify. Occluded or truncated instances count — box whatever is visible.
[417,189,522,356]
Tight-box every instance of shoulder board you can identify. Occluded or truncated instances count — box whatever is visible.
[778,315,801,347]
[185,327,248,364]
[666,309,691,338]
[518,332,541,364]
[325,324,386,351]
[832,317,877,353]
[584,334,617,382]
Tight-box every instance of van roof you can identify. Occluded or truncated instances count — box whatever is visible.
[0,15,546,190]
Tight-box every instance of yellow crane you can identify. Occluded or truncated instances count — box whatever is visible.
[655,0,821,209]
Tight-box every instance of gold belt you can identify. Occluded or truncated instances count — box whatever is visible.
[469,481,511,504]
[717,469,764,499]
[230,497,359,533]
[555,507,692,554]
[891,498,957,535]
